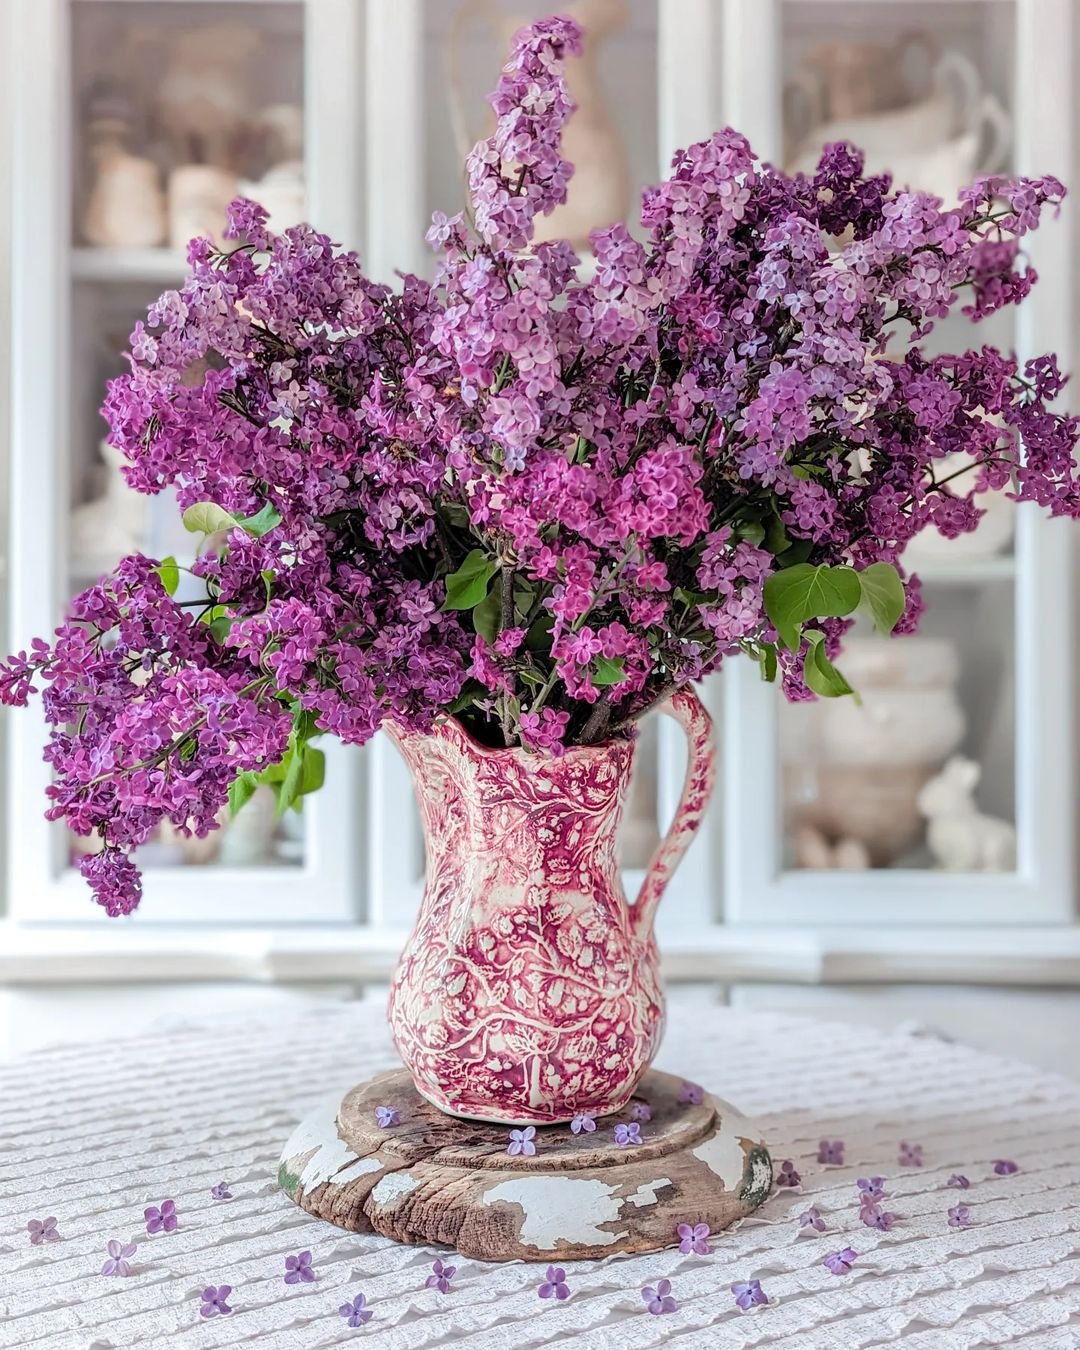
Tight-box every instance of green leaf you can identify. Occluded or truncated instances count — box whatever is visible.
[255,757,288,785]
[209,615,234,644]
[675,587,711,608]
[733,521,766,547]
[526,612,554,652]
[241,502,283,537]
[228,771,258,817]
[858,561,906,636]
[299,747,325,796]
[760,641,778,683]
[591,655,626,687]
[803,631,854,698]
[153,556,180,596]
[776,538,814,567]
[181,502,237,535]
[446,680,486,715]
[763,515,791,556]
[763,563,862,652]
[441,549,499,611]
[472,587,502,644]
[276,747,304,816]
[260,569,274,608]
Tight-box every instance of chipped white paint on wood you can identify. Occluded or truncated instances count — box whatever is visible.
[691,1103,756,1188]
[4,1003,1080,1348]
[370,1172,421,1206]
[285,1065,770,1259]
[280,1094,371,1190]
[623,1177,674,1208]
[481,1176,628,1248]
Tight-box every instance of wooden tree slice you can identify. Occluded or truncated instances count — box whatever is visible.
[278,1068,772,1261]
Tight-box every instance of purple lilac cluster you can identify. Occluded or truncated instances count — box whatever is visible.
[2,14,1076,915]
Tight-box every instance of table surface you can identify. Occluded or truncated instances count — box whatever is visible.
[2,999,1079,1350]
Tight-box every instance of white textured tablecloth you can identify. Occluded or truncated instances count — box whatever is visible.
[2,1000,1079,1350]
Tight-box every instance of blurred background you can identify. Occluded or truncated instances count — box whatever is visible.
[0,0,1078,1075]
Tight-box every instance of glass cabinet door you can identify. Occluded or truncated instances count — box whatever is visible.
[722,0,1074,924]
[7,0,362,923]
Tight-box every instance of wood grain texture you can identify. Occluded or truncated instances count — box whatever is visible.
[278,1067,772,1261]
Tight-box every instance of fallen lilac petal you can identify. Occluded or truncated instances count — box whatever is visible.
[676,1220,710,1255]
[642,1277,678,1314]
[824,1247,857,1275]
[538,1265,570,1300]
[731,1278,768,1310]
[200,1284,233,1318]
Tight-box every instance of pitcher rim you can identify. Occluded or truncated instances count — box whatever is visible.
[386,712,637,762]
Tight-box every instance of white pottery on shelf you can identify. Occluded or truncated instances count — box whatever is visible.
[70,440,150,579]
[782,637,967,866]
[449,0,631,250]
[168,165,240,250]
[219,786,280,867]
[152,22,263,167]
[787,49,1011,205]
[918,756,1017,872]
[83,141,167,248]
[239,161,305,235]
[239,104,306,234]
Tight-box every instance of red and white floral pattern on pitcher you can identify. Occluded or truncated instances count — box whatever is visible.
[386,688,716,1125]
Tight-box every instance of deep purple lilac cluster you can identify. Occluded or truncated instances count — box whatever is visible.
[2,14,1076,915]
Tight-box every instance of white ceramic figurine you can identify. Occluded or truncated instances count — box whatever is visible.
[917,756,1017,872]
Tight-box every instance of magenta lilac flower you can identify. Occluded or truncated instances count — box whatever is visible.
[630,1102,652,1123]
[614,1121,642,1147]
[677,1221,710,1255]
[642,1278,677,1315]
[200,1284,233,1318]
[993,1159,1019,1175]
[3,13,1077,918]
[570,1112,596,1135]
[899,1141,924,1167]
[947,1174,970,1190]
[425,1258,457,1293]
[26,1217,60,1246]
[538,1265,570,1300]
[775,1159,801,1188]
[508,1126,537,1157]
[798,1206,826,1232]
[857,1177,886,1200]
[374,1105,401,1129]
[144,1199,177,1235]
[679,1082,705,1106]
[817,1139,844,1165]
[731,1279,768,1310]
[284,1250,315,1284]
[823,1247,857,1275]
[100,1239,137,1276]
[339,1293,372,1327]
[948,1204,973,1228]
[210,1181,232,1200]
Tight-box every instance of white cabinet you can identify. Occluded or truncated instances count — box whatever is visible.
[2,1,1077,967]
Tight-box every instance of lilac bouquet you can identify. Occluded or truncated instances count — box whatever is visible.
[2,16,1077,916]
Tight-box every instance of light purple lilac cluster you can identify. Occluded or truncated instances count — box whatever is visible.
[2,14,1076,915]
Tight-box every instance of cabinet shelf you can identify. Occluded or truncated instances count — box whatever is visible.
[908,555,1016,584]
[70,247,189,286]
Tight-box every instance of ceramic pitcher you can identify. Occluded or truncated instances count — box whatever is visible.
[386,687,715,1125]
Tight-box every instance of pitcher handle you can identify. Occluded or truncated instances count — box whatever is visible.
[631,686,716,941]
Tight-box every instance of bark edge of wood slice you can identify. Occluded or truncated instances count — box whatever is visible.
[278,1067,773,1261]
